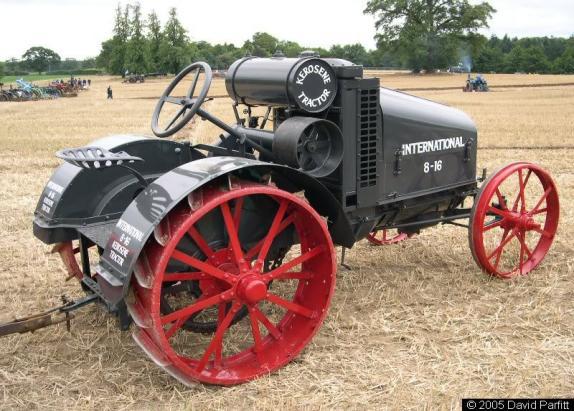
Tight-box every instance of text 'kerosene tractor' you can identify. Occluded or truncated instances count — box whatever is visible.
[10,55,559,385]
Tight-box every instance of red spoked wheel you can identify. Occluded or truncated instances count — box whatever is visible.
[469,162,559,279]
[128,180,336,385]
[367,229,412,245]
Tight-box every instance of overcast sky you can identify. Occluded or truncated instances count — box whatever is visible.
[0,0,573,60]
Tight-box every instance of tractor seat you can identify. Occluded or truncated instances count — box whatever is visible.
[56,146,143,169]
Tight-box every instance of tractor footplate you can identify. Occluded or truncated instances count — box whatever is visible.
[77,221,118,248]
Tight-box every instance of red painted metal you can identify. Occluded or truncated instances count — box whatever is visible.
[129,180,336,385]
[367,229,412,245]
[469,162,559,278]
[52,241,82,281]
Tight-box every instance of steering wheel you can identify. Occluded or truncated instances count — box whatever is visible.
[151,62,212,138]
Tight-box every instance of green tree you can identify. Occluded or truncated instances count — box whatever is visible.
[328,44,371,65]
[0,61,4,81]
[364,0,495,72]
[147,10,163,71]
[159,7,191,74]
[81,57,97,68]
[328,44,345,58]
[504,45,527,72]
[21,46,61,73]
[522,46,551,73]
[553,46,574,74]
[60,58,81,71]
[126,2,149,73]
[499,34,514,53]
[474,46,504,72]
[276,40,302,57]
[97,4,131,74]
[243,32,278,57]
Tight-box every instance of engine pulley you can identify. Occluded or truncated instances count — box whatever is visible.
[273,117,343,178]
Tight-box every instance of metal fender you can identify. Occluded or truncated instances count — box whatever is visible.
[99,156,353,290]
[33,135,196,244]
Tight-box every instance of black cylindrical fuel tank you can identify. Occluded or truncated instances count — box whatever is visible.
[225,57,338,113]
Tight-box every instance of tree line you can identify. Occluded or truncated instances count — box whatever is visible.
[94,3,404,75]
[96,2,573,75]
[1,0,573,80]
[1,48,97,78]
[364,0,574,74]
[474,35,574,74]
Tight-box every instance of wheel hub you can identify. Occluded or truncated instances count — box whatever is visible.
[236,275,267,304]
[502,211,539,231]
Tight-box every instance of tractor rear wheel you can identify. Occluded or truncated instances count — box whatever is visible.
[469,162,559,278]
[128,179,336,385]
[367,229,412,245]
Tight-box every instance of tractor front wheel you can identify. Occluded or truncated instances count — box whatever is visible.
[128,179,336,385]
[469,162,559,278]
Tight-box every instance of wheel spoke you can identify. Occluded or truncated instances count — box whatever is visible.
[266,293,315,318]
[487,206,509,218]
[511,168,530,212]
[518,169,528,212]
[233,197,244,228]
[531,207,547,216]
[495,188,508,210]
[492,228,511,269]
[257,199,289,264]
[164,96,184,105]
[187,226,215,260]
[196,302,242,372]
[163,271,205,282]
[517,231,526,274]
[171,249,232,284]
[245,214,295,261]
[272,271,314,281]
[532,226,552,238]
[529,187,552,216]
[165,105,187,130]
[187,68,200,98]
[263,245,325,282]
[517,230,533,259]
[250,306,281,339]
[221,202,244,265]
[165,316,187,339]
[161,289,232,325]
[487,229,516,261]
[213,302,227,367]
[248,306,264,360]
[483,218,504,231]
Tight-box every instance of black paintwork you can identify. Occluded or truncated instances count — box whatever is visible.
[226,57,337,113]
[33,135,198,243]
[33,57,480,312]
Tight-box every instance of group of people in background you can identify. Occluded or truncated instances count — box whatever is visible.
[69,77,91,89]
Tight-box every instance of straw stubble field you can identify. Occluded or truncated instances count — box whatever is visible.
[0,72,573,410]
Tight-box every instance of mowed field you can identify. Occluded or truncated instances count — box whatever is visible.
[0,71,573,410]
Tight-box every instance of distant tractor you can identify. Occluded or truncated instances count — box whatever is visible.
[464,74,489,92]
[124,74,145,84]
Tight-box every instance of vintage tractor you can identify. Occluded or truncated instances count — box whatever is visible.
[124,74,146,84]
[6,57,559,386]
[463,74,489,92]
